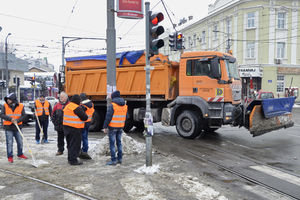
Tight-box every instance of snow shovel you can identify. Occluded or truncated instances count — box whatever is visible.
[14,123,39,168]
[34,109,45,144]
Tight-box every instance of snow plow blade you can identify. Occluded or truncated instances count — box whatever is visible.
[248,97,295,137]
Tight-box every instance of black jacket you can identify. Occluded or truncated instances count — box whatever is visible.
[103,97,126,130]
[34,100,52,122]
[0,100,26,131]
[51,101,69,132]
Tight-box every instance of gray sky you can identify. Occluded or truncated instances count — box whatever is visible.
[0,0,214,70]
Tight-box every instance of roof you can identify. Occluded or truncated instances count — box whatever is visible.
[65,50,144,65]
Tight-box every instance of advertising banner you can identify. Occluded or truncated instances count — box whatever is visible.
[117,0,144,19]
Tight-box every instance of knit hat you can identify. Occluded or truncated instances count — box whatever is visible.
[111,90,120,99]
[4,93,17,102]
[71,94,81,105]
[79,93,87,101]
[40,93,45,97]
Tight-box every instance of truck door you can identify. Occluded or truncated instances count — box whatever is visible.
[180,57,221,100]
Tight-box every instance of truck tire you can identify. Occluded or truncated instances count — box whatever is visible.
[89,111,103,132]
[176,110,202,139]
[123,119,134,133]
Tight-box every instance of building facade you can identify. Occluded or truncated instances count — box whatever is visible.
[161,0,300,101]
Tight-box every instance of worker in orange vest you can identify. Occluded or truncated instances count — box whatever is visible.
[79,93,94,160]
[34,94,52,144]
[103,90,128,165]
[0,93,28,163]
[63,94,88,165]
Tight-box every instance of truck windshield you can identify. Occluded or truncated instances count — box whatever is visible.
[225,59,240,80]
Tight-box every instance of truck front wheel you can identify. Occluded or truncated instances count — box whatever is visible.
[176,110,202,139]
[89,110,104,132]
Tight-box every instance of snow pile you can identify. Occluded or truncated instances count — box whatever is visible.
[90,133,145,157]
[134,164,160,175]
[173,174,228,200]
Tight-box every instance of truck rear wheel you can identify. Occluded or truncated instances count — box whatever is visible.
[176,110,202,139]
[89,110,104,132]
[123,119,134,133]
[134,121,145,132]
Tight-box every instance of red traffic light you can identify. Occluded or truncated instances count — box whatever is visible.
[150,12,164,25]
[177,33,182,40]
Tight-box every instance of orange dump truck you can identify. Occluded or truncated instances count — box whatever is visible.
[64,50,294,138]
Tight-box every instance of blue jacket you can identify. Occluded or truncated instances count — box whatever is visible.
[103,97,126,129]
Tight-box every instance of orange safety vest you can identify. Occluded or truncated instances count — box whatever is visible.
[83,103,95,122]
[108,103,128,128]
[3,103,24,125]
[35,100,50,116]
[63,102,85,128]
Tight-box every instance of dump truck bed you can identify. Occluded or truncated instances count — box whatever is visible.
[65,51,179,101]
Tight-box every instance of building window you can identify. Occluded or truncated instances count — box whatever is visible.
[226,19,231,34]
[277,42,285,58]
[202,31,206,44]
[247,12,255,28]
[278,12,286,29]
[193,34,197,47]
[188,36,192,48]
[213,25,218,40]
[246,42,255,58]
[277,75,284,93]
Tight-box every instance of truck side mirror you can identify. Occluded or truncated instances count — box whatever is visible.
[211,57,221,79]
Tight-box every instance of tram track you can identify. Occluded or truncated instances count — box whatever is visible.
[153,134,300,200]
[0,168,98,200]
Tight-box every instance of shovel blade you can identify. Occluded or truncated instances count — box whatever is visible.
[249,105,294,137]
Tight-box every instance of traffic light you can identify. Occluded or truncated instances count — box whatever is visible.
[30,76,35,86]
[148,11,165,56]
[169,32,176,51]
[176,32,183,50]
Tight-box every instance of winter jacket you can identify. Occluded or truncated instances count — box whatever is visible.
[51,101,69,132]
[81,99,94,122]
[103,97,126,130]
[0,94,26,131]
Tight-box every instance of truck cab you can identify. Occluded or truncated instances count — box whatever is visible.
[166,51,243,138]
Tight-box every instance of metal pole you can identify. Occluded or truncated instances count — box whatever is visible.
[106,0,117,104]
[5,33,11,96]
[145,2,152,167]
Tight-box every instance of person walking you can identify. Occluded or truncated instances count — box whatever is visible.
[0,93,28,163]
[34,94,52,144]
[63,94,88,165]
[51,92,69,156]
[103,90,128,165]
[79,93,94,159]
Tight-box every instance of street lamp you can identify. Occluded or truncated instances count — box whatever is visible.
[5,33,12,96]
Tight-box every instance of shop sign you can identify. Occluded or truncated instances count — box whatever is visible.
[117,0,144,19]
[239,67,263,77]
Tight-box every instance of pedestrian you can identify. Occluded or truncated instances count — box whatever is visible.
[34,94,52,144]
[78,93,94,160]
[0,93,28,163]
[103,90,128,165]
[63,94,88,165]
[51,92,69,156]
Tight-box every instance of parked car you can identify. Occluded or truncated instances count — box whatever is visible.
[255,91,274,100]
[46,96,59,108]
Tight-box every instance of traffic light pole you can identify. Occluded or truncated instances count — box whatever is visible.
[145,2,153,167]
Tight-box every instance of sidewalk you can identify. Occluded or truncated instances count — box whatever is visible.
[0,127,230,200]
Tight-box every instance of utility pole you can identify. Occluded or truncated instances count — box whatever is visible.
[5,33,12,96]
[145,2,153,167]
[106,0,117,102]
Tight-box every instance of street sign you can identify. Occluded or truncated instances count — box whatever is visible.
[117,0,144,19]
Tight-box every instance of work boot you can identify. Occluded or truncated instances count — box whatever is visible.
[79,152,92,160]
[18,154,28,159]
[106,160,117,166]
[43,139,49,143]
[69,160,83,166]
[117,160,122,164]
[8,157,13,163]
[56,151,63,156]
[36,140,40,144]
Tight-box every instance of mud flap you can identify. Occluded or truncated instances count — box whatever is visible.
[249,105,294,137]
